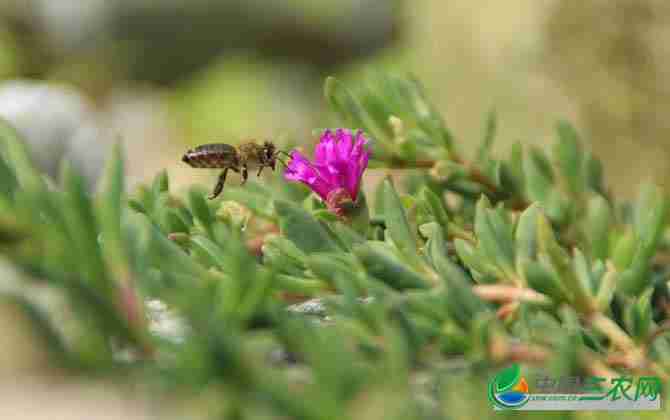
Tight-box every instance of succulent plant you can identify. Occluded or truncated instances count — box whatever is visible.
[0,73,669,419]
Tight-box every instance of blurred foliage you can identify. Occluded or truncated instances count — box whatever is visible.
[0,27,20,79]
[2,0,669,202]
[1,73,670,419]
[543,0,670,193]
[1,0,669,202]
[0,0,401,85]
[169,55,320,145]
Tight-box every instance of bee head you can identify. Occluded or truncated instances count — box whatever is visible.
[181,151,192,164]
[263,141,276,169]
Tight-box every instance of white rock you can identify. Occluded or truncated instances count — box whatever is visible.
[0,80,111,190]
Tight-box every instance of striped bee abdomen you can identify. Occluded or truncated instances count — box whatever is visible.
[181,143,239,168]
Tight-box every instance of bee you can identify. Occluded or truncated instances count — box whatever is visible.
[181,141,289,199]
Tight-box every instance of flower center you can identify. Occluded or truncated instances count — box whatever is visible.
[326,188,353,216]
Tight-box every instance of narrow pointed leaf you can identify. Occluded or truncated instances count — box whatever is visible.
[354,242,429,290]
[274,199,337,253]
[383,179,418,261]
[554,120,583,196]
[585,194,611,260]
[537,213,593,312]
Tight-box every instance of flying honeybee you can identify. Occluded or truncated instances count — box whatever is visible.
[181,141,289,199]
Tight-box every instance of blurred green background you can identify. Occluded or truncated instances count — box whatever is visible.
[1,0,668,197]
[1,1,670,418]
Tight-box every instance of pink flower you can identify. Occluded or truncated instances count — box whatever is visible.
[285,129,370,214]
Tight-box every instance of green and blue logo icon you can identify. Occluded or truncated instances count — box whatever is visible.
[488,364,530,409]
[488,364,661,411]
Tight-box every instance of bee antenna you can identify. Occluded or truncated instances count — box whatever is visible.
[276,150,292,159]
[276,157,289,168]
[275,150,325,174]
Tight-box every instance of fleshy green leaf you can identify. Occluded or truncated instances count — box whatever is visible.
[307,253,363,292]
[274,199,338,253]
[612,231,636,271]
[324,76,390,158]
[97,143,129,279]
[537,212,593,312]
[152,169,170,195]
[188,188,215,236]
[584,151,605,195]
[474,197,515,280]
[190,235,227,270]
[419,187,450,233]
[354,242,429,290]
[0,153,17,200]
[595,268,618,312]
[515,202,541,266]
[428,229,485,324]
[476,108,497,165]
[619,185,669,294]
[523,261,570,304]
[261,234,308,276]
[0,118,43,191]
[383,179,419,262]
[329,222,366,251]
[625,288,654,341]
[585,194,611,261]
[454,238,501,280]
[60,161,108,294]
[554,120,583,196]
[524,147,554,203]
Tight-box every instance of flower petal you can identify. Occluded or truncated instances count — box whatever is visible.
[335,128,353,161]
[346,132,370,199]
[350,149,369,200]
[314,129,335,166]
[284,151,335,200]
[350,130,368,161]
[284,151,313,180]
[315,129,349,186]
[283,129,370,207]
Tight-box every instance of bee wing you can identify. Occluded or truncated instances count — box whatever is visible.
[193,143,237,154]
[184,143,239,168]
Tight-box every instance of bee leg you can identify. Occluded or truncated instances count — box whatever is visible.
[208,168,228,200]
[241,164,248,185]
[256,165,264,177]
